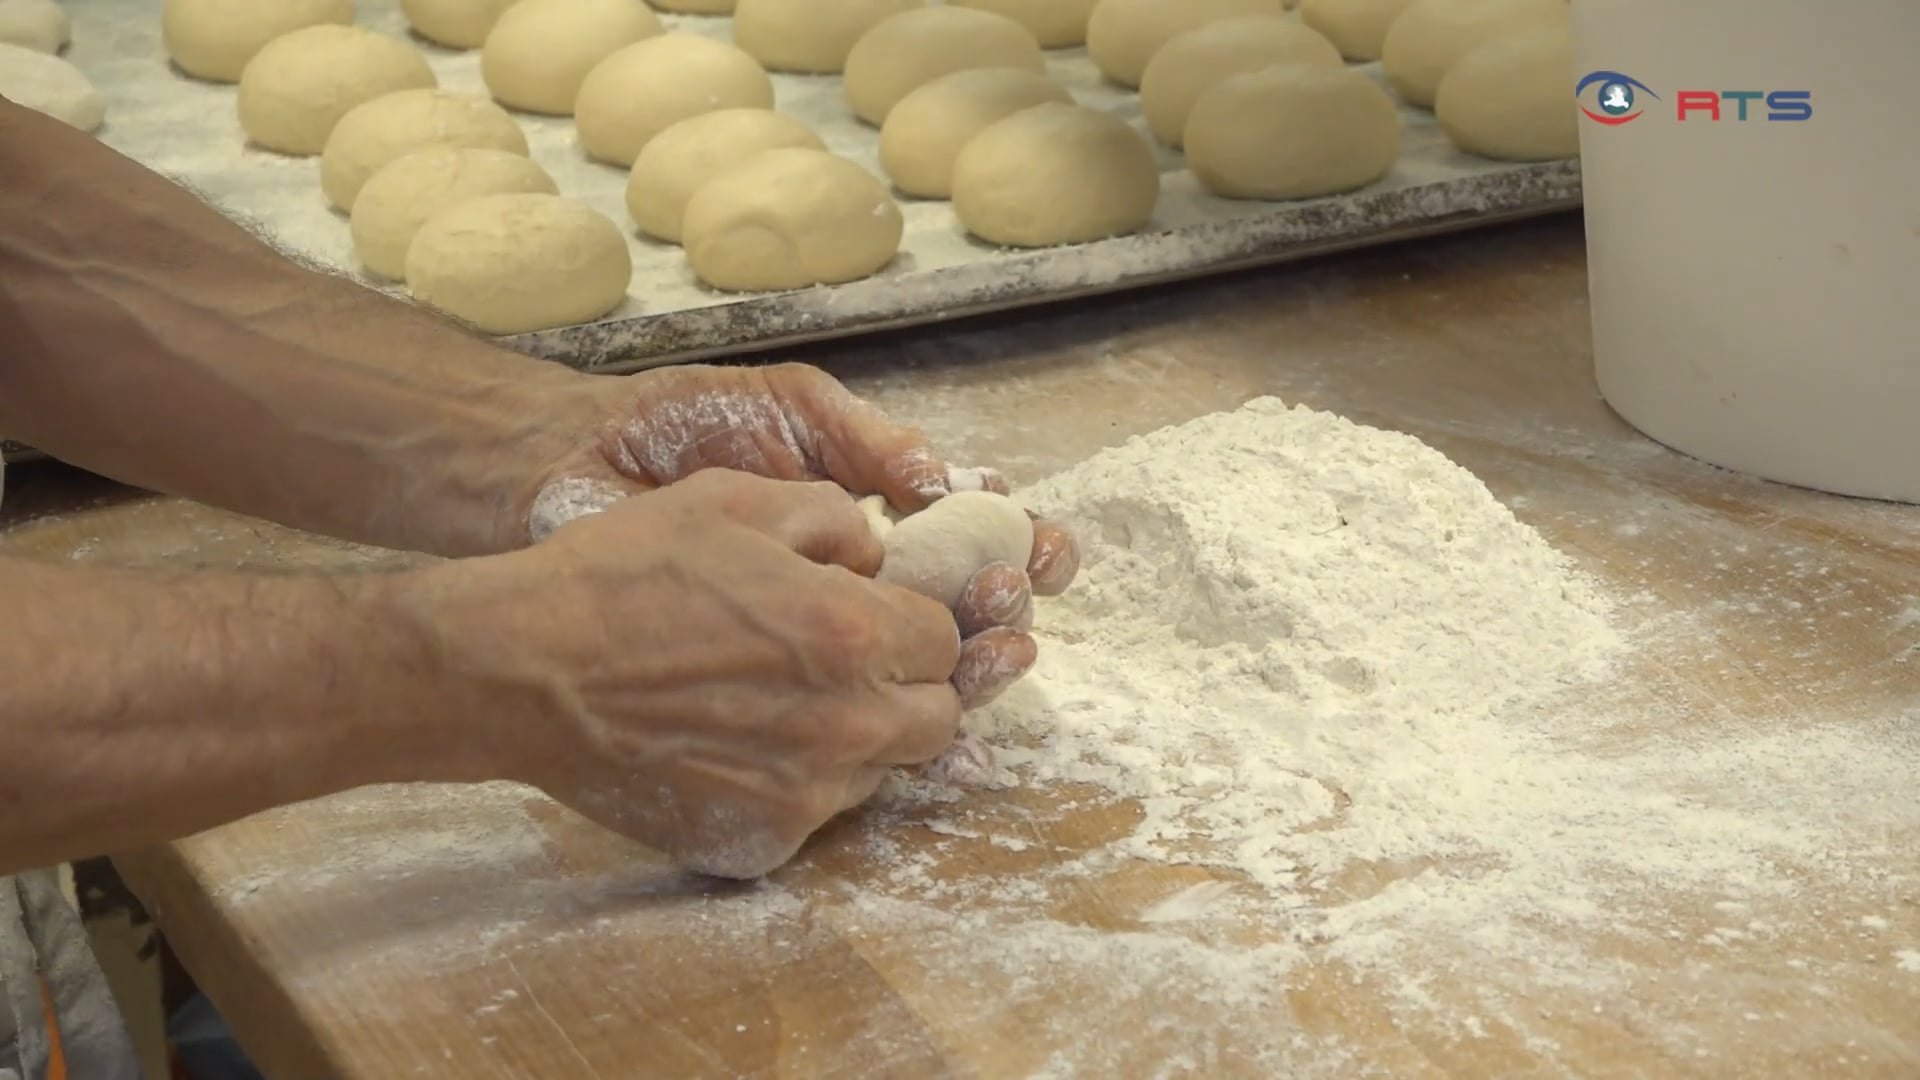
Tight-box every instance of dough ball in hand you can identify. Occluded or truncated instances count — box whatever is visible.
[1085,0,1283,89]
[405,193,632,334]
[1380,0,1566,109]
[575,34,773,167]
[681,148,904,292]
[351,147,557,279]
[162,0,351,83]
[842,6,1045,126]
[0,0,70,54]
[480,0,664,116]
[1435,23,1578,162]
[237,26,437,155]
[625,108,825,244]
[0,42,102,132]
[1139,14,1341,147]
[878,67,1071,199]
[729,0,921,75]
[952,102,1160,248]
[320,88,528,212]
[1298,0,1417,62]
[1186,64,1399,200]
[948,0,1099,48]
[400,0,520,50]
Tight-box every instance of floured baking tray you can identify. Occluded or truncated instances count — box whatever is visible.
[46,1,1576,380]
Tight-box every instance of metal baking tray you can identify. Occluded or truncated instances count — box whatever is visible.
[3,0,1577,461]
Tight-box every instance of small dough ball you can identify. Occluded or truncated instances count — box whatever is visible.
[575,34,773,167]
[406,193,631,334]
[320,89,528,211]
[949,0,1098,48]
[843,6,1044,125]
[880,68,1071,198]
[952,102,1159,248]
[1435,24,1576,162]
[681,148,903,292]
[653,0,733,10]
[162,0,352,83]
[1381,0,1566,109]
[1298,0,1417,61]
[730,0,921,74]
[0,0,69,54]
[0,41,101,131]
[877,491,1035,610]
[1085,0,1281,89]
[481,0,664,116]
[352,147,557,279]
[400,0,520,49]
[1140,15,1340,147]
[624,108,825,243]
[237,26,436,155]
[1186,64,1399,199]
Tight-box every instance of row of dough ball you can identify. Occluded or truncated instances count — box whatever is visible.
[0,0,106,134]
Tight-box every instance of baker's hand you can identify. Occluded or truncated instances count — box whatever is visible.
[525,362,1080,707]
[422,470,961,878]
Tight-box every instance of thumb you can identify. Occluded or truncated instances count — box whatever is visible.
[757,480,887,577]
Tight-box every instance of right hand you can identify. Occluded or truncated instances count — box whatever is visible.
[419,470,963,878]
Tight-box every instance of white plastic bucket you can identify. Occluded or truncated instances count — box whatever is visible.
[1570,0,1920,502]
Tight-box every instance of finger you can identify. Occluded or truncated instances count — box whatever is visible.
[862,577,965,683]
[955,562,1032,637]
[868,682,964,765]
[769,365,949,511]
[834,765,892,815]
[922,731,997,787]
[1027,518,1080,597]
[953,627,1038,709]
[745,479,886,576]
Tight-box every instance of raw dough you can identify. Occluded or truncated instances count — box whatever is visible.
[1298,0,1417,61]
[1434,23,1577,162]
[624,107,825,243]
[680,147,904,291]
[162,0,351,83]
[351,147,557,279]
[236,26,436,155]
[0,41,101,131]
[405,193,631,334]
[870,490,1035,611]
[400,0,520,50]
[729,0,921,75]
[878,67,1071,198]
[1139,15,1341,147]
[1185,64,1399,199]
[1380,0,1566,109]
[653,0,733,10]
[0,0,68,54]
[951,102,1159,247]
[319,89,528,211]
[842,5,1045,125]
[1084,0,1283,88]
[574,34,773,166]
[480,0,664,116]
[949,0,1099,48]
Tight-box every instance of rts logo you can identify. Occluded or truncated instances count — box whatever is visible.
[1575,70,1813,124]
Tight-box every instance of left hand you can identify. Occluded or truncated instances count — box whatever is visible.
[521,362,1080,708]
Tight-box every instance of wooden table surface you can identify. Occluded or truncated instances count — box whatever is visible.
[5,215,1919,1078]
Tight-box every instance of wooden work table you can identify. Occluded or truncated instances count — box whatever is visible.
[5,216,1918,1077]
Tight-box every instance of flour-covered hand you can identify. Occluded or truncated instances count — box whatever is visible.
[524,362,1080,705]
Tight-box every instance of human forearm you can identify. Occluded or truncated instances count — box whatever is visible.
[0,98,601,557]
[0,554,494,872]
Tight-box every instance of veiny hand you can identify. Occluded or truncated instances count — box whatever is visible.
[523,362,1080,708]
[419,470,962,878]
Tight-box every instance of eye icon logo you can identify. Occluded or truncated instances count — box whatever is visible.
[1576,71,1658,125]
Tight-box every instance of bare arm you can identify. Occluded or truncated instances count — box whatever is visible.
[0,96,602,557]
[0,554,497,872]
